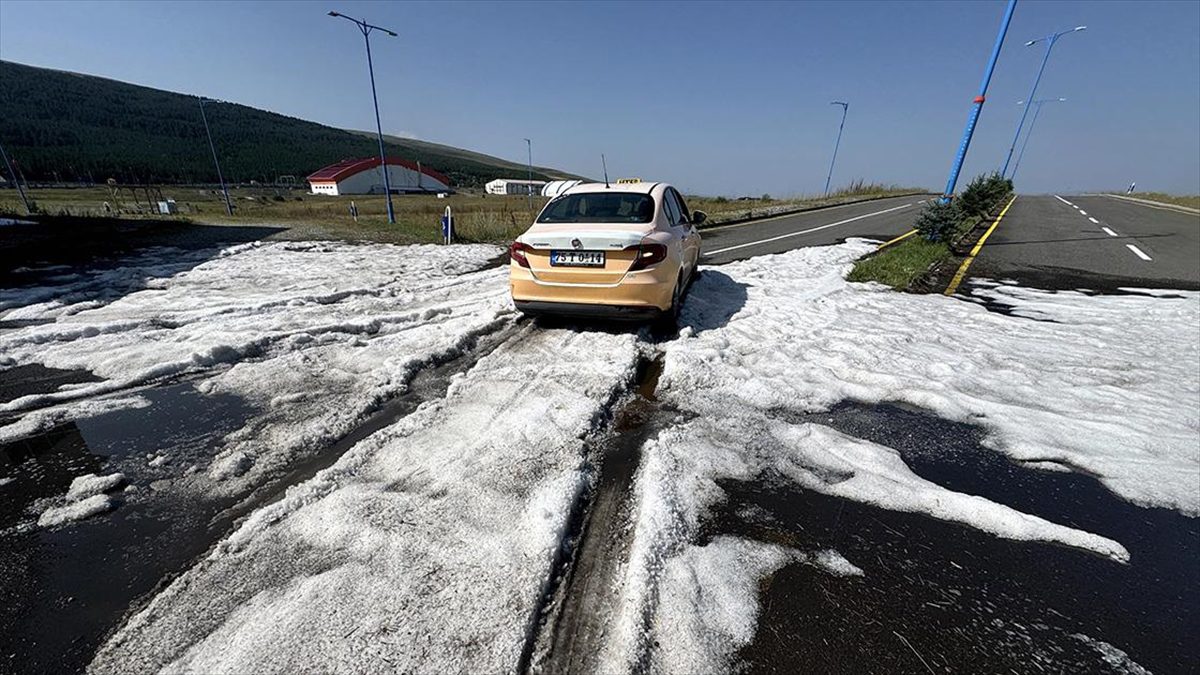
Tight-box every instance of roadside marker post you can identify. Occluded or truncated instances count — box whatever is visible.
[442,206,454,244]
[0,142,32,215]
[940,0,1017,202]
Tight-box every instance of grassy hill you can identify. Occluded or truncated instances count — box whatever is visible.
[0,60,579,188]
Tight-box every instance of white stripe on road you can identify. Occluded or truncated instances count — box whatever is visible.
[1088,217,1099,224]
[704,202,914,256]
[1079,210,1088,215]
[1126,244,1153,261]
[1054,195,1075,207]
[1102,227,1119,237]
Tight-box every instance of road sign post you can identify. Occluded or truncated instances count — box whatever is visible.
[442,205,453,244]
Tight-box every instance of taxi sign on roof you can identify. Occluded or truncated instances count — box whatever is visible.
[616,177,642,184]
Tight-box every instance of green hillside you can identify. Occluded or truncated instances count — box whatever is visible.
[0,60,578,188]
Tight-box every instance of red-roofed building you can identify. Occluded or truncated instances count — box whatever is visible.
[306,157,451,196]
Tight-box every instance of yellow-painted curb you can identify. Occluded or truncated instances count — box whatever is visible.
[943,195,1018,296]
[878,229,918,249]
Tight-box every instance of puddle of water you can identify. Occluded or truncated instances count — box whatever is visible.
[0,363,100,407]
[713,401,1199,673]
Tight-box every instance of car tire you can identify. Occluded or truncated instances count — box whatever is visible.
[654,274,684,330]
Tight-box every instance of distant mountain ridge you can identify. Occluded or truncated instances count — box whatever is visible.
[0,60,581,188]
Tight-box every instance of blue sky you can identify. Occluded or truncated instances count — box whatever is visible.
[2,0,1198,197]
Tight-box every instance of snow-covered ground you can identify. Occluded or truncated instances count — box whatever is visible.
[1,237,1194,673]
[1,241,512,510]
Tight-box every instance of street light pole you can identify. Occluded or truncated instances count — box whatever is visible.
[197,97,233,217]
[524,138,533,209]
[1010,98,1065,181]
[0,142,32,215]
[329,10,398,224]
[823,101,849,197]
[1000,25,1085,178]
[941,0,1017,201]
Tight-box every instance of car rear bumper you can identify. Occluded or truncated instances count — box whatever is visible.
[509,261,676,313]
[514,300,665,320]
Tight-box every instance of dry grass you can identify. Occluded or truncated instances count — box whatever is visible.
[687,182,924,226]
[1124,193,1200,211]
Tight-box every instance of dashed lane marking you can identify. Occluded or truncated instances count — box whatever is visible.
[1088,217,1099,224]
[1126,244,1153,261]
[1102,227,1119,237]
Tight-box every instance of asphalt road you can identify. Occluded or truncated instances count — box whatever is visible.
[967,194,1200,292]
[700,195,928,265]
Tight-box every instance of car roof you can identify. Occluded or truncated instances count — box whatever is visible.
[561,181,667,196]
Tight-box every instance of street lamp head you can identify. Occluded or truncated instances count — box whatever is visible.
[383,29,398,37]
[1025,39,1037,46]
[1074,26,1087,31]
[328,11,340,17]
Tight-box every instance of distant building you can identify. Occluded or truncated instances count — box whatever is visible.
[307,157,451,196]
[486,178,546,196]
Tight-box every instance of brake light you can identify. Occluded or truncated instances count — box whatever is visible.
[626,243,668,271]
[510,241,532,268]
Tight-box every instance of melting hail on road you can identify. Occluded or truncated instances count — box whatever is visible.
[0,238,1194,673]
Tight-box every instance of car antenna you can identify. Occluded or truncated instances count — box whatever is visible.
[601,154,610,188]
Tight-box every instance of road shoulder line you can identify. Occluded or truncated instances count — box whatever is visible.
[943,195,1018,296]
[703,202,914,257]
[1094,194,1200,215]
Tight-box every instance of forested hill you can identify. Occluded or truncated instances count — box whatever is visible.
[0,60,576,188]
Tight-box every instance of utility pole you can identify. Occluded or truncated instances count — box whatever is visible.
[941,0,1018,201]
[0,142,32,214]
[329,10,398,224]
[1010,97,1066,181]
[524,138,533,209]
[1001,26,1085,178]
[198,97,234,217]
[824,101,849,197]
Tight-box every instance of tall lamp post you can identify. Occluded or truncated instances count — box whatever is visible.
[0,142,32,214]
[329,10,398,224]
[524,138,533,209]
[940,0,1017,201]
[1000,25,1085,178]
[823,101,848,197]
[197,97,233,217]
[1010,97,1066,181]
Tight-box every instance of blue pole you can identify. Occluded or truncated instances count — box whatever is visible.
[1002,38,1055,178]
[1010,101,1044,181]
[941,0,1018,201]
[824,101,848,197]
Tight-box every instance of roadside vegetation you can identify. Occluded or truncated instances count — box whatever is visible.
[1,180,925,246]
[1122,192,1200,210]
[690,181,925,227]
[848,173,1013,290]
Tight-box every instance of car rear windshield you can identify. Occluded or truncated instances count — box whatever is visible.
[536,192,655,224]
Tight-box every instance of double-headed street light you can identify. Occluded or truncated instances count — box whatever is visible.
[824,101,849,197]
[1010,97,1066,181]
[329,10,398,224]
[1001,25,1085,178]
[197,97,233,217]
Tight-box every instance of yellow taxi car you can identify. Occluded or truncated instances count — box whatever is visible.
[509,180,703,323]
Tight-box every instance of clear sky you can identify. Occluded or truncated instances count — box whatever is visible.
[2,0,1198,197]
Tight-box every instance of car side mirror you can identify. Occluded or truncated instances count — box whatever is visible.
[692,210,707,225]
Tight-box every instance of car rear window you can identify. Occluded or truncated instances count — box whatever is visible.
[536,192,655,224]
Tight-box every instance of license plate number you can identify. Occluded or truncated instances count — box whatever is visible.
[550,250,605,267]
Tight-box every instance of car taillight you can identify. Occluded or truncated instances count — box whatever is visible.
[626,243,668,271]
[510,241,532,268]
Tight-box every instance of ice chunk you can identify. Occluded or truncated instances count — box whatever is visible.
[65,472,125,501]
[37,494,114,527]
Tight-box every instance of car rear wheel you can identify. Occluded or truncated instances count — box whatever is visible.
[654,274,685,330]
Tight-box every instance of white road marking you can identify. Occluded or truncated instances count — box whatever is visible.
[1102,227,1119,237]
[1088,217,1099,224]
[704,203,914,256]
[1126,244,1153,261]
[1079,210,1088,215]
[1054,195,1075,207]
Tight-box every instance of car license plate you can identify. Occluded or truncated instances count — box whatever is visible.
[550,250,605,267]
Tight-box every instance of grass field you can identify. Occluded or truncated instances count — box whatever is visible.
[0,181,924,246]
[847,236,952,290]
[1123,193,1200,210]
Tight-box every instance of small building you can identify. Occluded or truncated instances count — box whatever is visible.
[307,157,451,196]
[486,178,546,196]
